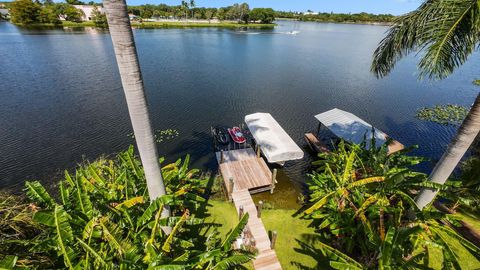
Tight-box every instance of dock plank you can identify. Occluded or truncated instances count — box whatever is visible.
[217,149,272,192]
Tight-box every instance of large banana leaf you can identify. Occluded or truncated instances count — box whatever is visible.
[162,210,189,253]
[25,181,55,208]
[53,205,76,269]
[221,213,249,251]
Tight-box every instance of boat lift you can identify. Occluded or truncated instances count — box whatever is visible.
[305,108,404,154]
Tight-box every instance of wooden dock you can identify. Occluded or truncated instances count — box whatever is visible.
[216,148,282,270]
[216,148,275,194]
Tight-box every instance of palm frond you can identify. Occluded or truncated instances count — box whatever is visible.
[372,0,480,79]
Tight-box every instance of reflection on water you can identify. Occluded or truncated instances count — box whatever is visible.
[0,21,479,192]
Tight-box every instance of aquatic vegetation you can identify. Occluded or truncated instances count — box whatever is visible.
[304,141,480,269]
[127,128,180,143]
[0,147,254,269]
[416,104,469,125]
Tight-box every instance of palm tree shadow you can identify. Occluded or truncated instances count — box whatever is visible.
[291,234,333,270]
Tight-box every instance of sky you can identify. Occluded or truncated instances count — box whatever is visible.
[126,0,422,15]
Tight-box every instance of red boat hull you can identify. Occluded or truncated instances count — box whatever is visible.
[228,127,246,144]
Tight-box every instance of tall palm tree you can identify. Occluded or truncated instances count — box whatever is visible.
[102,0,169,216]
[181,0,188,21]
[371,0,480,210]
[189,0,195,20]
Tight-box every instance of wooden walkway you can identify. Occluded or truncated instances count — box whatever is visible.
[216,148,282,270]
[232,190,282,270]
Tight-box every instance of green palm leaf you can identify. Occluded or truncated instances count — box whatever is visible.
[162,210,189,253]
[25,181,55,208]
[115,196,144,209]
[347,176,385,188]
[53,205,76,269]
[372,0,480,79]
[211,254,253,270]
[98,217,127,257]
[76,237,107,267]
[73,174,93,219]
[137,196,173,229]
[304,191,336,214]
[221,213,249,251]
[0,255,17,269]
[330,261,363,270]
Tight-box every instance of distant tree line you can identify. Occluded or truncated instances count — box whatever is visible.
[275,11,395,23]
[127,2,275,24]
[6,0,395,26]
[8,0,106,26]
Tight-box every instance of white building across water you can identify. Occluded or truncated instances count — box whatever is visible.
[73,5,105,21]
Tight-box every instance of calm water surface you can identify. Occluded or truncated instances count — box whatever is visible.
[0,21,478,197]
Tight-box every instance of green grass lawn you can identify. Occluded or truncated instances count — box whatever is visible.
[204,200,327,269]
[203,200,480,270]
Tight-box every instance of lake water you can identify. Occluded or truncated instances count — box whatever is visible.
[0,20,478,193]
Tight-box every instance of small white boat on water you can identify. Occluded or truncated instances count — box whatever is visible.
[286,30,300,35]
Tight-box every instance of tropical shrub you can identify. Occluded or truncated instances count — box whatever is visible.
[1,146,254,269]
[304,140,480,269]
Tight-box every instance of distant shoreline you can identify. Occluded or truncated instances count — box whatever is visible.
[276,18,393,26]
[10,21,276,29]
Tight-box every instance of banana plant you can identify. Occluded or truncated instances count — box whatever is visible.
[305,140,480,268]
[6,147,254,269]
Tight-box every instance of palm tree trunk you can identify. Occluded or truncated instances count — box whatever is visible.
[416,93,480,210]
[103,0,169,210]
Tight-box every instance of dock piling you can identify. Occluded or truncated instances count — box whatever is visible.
[228,177,235,201]
[239,205,244,218]
[270,169,277,194]
[257,201,263,218]
[271,231,277,249]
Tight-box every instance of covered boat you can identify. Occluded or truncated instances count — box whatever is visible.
[244,113,304,164]
[313,108,404,154]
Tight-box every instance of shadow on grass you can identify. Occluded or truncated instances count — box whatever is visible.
[290,234,333,270]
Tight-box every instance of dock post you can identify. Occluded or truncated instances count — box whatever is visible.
[270,169,277,194]
[239,205,244,218]
[228,177,234,201]
[257,201,263,218]
[256,145,261,157]
[271,231,277,249]
[220,150,224,164]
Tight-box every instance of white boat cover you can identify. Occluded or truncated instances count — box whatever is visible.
[314,108,387,148]
[245,113,304,163]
